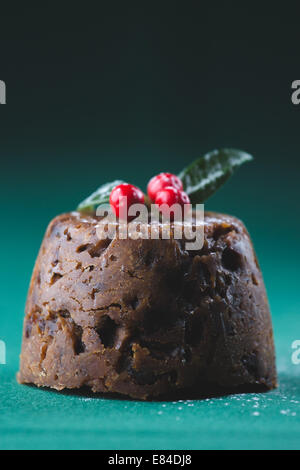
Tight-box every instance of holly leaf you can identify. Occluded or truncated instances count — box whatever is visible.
[178,148,253,204]
[77,180,125,214]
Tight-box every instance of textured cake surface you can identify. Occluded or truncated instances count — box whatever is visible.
[18,211,277,399]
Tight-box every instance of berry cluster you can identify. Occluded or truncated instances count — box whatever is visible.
[109,173,190,220]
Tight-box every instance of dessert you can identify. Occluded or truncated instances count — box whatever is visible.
[18,149,277,399]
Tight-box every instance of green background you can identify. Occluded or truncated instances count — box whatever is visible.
[0,3,300,450]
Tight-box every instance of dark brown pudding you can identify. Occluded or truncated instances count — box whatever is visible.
[18,211,277,399]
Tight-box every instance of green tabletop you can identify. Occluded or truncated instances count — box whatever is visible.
[1,300,300,450]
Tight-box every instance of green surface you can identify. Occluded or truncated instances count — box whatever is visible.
[1,341,300,450]
[1,3,300,450]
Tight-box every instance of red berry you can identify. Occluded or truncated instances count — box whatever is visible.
[109,183,144,220]
[155,186,190,220]
[147,172,183,202]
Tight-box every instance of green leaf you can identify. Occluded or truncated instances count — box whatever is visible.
[178,148,253,204]
[77,180,125,214]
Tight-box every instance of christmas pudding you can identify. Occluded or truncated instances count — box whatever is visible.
[18,149,277,399]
